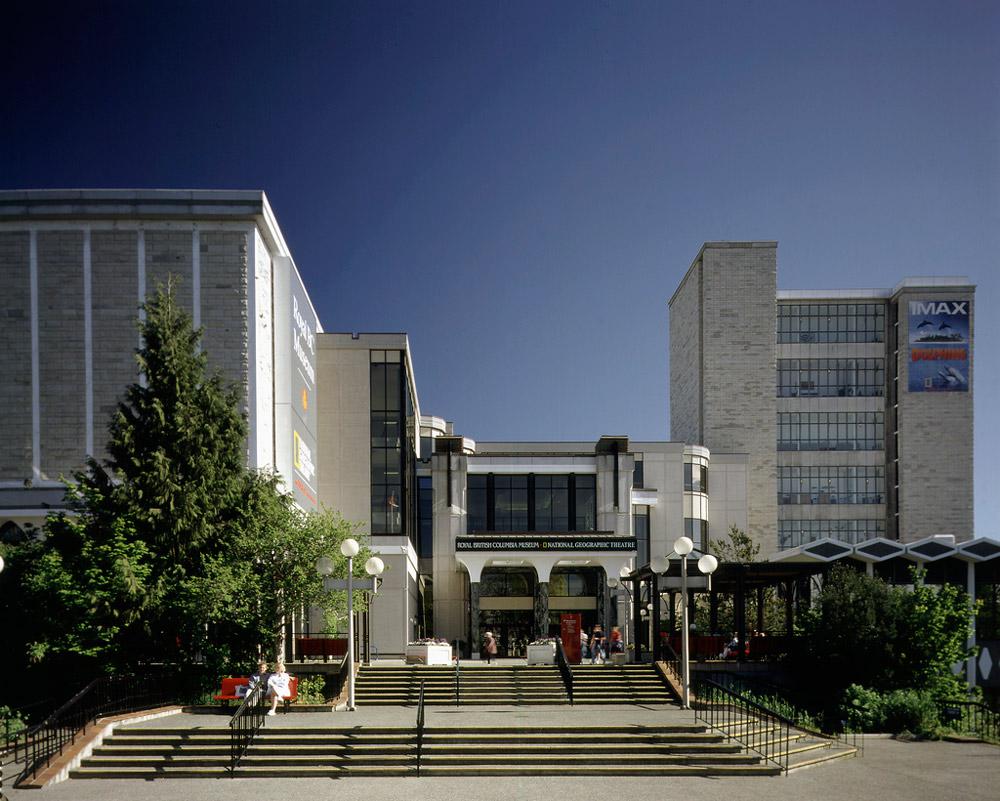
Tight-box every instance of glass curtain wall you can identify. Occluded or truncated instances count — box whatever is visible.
[466,474,597,533]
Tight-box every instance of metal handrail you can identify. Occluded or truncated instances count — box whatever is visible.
[693,676,790,774]
[937,699,1000,741]
[229,682,267,774]
[415,681,426,777]
[455,657,460,706]
[12,669,196,786]
[335,652,352,701]
[555,638,574,704]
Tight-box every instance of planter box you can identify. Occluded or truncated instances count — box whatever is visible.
[610,652,627,665]
[405,644,453,665]
[526,643,556,665]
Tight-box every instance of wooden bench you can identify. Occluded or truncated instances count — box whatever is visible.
[213,676,300,712]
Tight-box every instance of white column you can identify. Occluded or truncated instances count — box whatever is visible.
[29,230,40,481]
[83,227,93,457]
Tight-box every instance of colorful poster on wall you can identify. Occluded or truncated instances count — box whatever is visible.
[908,299,969,392]
[560,613,582,664]
[290,271,319,507]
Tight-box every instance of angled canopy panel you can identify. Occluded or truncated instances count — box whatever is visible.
[905,536,958,562]
[853,538,907,562]
[957,538,1000,562]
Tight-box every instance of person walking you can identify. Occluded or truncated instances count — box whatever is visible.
[580,629,590,662]
[590,628,605,664]
[609,626,623,655]
[483,630,498,664]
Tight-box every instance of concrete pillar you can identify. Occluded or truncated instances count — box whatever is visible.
[469,580,480,658]
[602,579,612,635]
[534,581,549,638]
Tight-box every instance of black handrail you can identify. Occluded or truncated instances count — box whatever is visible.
[555,638,574,704]
[455,656,460,706]
[229,681,268,774]
[335,652,352,702]
[937,699,1000,741]
[693,675,790,774]
[415,681,426,777]
[12,669,198,787]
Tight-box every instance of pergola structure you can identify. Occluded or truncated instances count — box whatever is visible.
[621,535,1000,690]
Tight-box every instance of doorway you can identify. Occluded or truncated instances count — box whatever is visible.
[480,610,534,658]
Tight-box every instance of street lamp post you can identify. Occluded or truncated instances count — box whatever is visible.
[651,537,717,709]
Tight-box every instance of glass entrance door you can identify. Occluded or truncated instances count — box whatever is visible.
[480,610,534,658]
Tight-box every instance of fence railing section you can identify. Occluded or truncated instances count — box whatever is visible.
[13,669,198,787]
[415,681,426,777]
[938,699,1000,741]
[455,657,461,706]
[693,676,790,774]
[229,682,268,774]
[555,638,574,704]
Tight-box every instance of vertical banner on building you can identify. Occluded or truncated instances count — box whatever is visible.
[907,299,969,392]
[560,613,582,664]
[290,272,319,508]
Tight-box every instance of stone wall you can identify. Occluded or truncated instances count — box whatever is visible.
[0,232,32,477]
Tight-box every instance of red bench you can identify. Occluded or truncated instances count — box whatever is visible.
[213,676,299,712]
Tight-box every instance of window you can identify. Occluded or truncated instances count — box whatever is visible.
[777,412,884,451]
[574,475,596,531]
[417,476,433,558]
[633,507,650,567]
[778,519,885,549]
[684,463,708,493]
[777,466,885,505]
[684,518,708,551]
[633,459,644,489]
[494,475,529,531]
[480,568,535,596]
[777,358,885,398]
[534,474,570,531]
[465,474,597,532]
[549,568,599,597]
[370,350,414,536]
[467,475,488,533]
[777,303,885,344]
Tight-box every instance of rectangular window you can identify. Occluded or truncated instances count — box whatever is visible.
[417,476,433,558]
[684,518,708,552]
[370,352,411,536]
[776,358,885,398]
[633,459,644,489]
[777,466,885,504]
[778,519,885,549]
[574,474,596,531]
[633,507,650,567]
[777,412,884,451]
[684,463,708,493]
[467,475,488,533]
[493,475,529,531]
[777,303,885,344]
[534,474,570,531]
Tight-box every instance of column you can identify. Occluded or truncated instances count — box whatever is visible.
[602,579,612,635]
[632,579,642,662]
[652,573,662,661]
[967,562,977,690]
[469,581,480,659]
[534,581,549,638]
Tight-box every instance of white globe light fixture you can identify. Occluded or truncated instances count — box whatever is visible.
[315,556,334,576]
[619,565,631,579]
[672,536,694,556]
[649,555,669,575]
[0,555,5,573]
[365,556,385,577]
[341,538,360,558]
[698,554,718,575]
[607,576,620,589]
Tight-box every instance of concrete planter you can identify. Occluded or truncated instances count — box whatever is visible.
[405,644,453,665]
[526,643,556,665]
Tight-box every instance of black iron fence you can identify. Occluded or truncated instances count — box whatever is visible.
[415,681,426,777]
[693,675,790,774]
[555,638,574,704]
[229,682,268,773]
[937,699,1000,741]
[12,669,201,787]
[455,657,461,706]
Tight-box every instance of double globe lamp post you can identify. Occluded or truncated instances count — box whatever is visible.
[649,536,717,709]
[316,539,384,712]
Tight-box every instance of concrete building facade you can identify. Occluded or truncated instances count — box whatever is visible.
[669,242,974,550]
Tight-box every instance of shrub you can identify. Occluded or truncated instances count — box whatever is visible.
[839,685,940,736]
[842,684,885,731]
[296,675,328,705]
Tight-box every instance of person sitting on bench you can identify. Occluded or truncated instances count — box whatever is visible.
[266,661,291,716]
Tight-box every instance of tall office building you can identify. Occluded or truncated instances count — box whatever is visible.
[669,242,974,552]
[0,190,322,531]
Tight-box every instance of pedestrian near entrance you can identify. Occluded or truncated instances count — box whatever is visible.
[580,629,590,661]
[609,626,623,654]
[483,631,498,663]
[590,629,605,664]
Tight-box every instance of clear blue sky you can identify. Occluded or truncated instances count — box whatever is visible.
[2,1,997,533]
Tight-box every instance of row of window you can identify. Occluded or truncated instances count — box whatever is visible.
[371,358,404,535]
[777,358,885,398]
[778,519,886,549]
[777,412,884,451]
[777,303,885,343]
[467,474,597,533]
[778,466,885,505]
[478,568,600,597]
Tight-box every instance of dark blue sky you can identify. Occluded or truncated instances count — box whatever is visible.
[2,1,997,532]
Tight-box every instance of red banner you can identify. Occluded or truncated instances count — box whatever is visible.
[560,614,582,664]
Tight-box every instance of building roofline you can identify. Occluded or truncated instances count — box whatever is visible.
[668,241,778,307]
[777,276,975,301]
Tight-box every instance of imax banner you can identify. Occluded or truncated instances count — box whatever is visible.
[908,300,969,392]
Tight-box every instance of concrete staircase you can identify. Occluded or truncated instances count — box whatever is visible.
[570,663,679,704]
[354,665,569,705]
[712,718,859,772]
[70,723,781,778]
